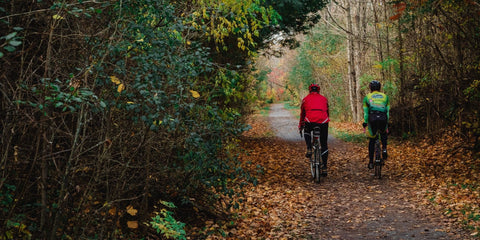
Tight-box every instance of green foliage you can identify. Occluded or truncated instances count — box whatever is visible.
[95,0,254,219]
[252,68,271,105]
[95,0,211,129]
[289,40,316,89]
[210,69,247,105]
[261,0,330,47]
[330,127,367,143]
[258,105,270,116]
[382,79,399,100]
[0,182,15,212]
[0,183,32,239]
[283,101,298,110]
[462,80,480,150]
[288,25,350,121]
[0,1,24,57]
[2,219,32,240]
[18,78,102,116]
[374,57,399,73]
[150,201,186,240]
[359,74,375,92]
[0,27,23,58]
[328,74,350,122]
[190,0,279,55]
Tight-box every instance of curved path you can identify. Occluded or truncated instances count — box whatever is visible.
[268,103,338,144]
[262,103,470,239]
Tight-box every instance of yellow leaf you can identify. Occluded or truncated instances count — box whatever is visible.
[117,83,125,93]
[52,14,64,20]
[127,221,138,229]
[126,101,134,104]
[110,76,121,85]
[190,90,200,98]
[373,64,383,69]
[126,205,137,216]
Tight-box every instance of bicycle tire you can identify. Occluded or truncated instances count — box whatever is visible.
[310,154,315,179]
[314,146,321,183]
[374,139,382,179]
[374,160,382,179]
[315,164,321,183]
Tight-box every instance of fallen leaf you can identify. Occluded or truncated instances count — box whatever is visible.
[126,205,137,216]
[127,221,138,229]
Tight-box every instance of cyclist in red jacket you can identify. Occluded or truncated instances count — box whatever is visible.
[299,83,330,175]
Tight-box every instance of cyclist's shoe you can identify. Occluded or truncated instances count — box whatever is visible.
[305,149,312,158]
[368,161,374,169]
[382,148,388,160]
[321,165,327,176]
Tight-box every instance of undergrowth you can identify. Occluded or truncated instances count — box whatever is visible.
[330,128,367,143]
[329,122,367,143]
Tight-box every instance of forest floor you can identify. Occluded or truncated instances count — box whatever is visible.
[201,103,478,239]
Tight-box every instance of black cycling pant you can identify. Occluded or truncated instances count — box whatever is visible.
[304,122,328,165]
[368,119,387,161]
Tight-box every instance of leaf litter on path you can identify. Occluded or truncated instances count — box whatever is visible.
[203,111,476,239]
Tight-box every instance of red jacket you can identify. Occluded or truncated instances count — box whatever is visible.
[299,92,330,129]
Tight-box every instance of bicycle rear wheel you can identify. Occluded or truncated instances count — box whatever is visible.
[374,159,382,179]
[374,139,382,179]
[309,154,315,179]
[314,146,321,183]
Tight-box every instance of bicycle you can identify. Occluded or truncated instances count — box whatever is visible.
[363,124,385,179]
[309,126,326,183]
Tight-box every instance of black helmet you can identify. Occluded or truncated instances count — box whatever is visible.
[369,80,381,91]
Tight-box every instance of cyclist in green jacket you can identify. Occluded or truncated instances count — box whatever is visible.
[362,80,390,169]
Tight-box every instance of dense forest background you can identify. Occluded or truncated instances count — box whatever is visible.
[0,0,479,239]
[283,0,480,142]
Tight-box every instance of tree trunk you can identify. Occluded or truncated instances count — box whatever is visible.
[354,0,367,122]
[397,15,407,133]
[346,1,358,121]
[372,0,386,82]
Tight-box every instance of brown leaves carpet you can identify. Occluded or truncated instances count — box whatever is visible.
[204,114,476,239]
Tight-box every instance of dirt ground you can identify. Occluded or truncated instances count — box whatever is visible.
[229,103,473,239]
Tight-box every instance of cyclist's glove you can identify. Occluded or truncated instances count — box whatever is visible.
[362,122,368,128]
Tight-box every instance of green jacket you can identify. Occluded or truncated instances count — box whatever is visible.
[363,91,390,123]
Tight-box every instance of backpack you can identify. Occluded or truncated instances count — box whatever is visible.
[369,110,387,122]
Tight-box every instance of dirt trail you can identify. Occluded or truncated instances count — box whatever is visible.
[234,103,471,239]
[268,103,338,144]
